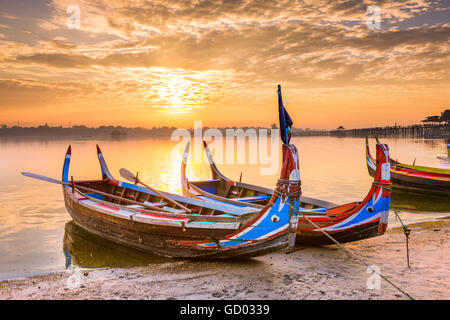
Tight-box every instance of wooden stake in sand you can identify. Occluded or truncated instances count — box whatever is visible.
[278,192,415,300]
[392,206,412,268]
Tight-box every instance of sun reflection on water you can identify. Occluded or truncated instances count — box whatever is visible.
[0,137,449,278]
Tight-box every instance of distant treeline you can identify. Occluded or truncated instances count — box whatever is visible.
[290,128,329,136]
[5,123,447,139]
[0,124,169,138]
[0,124,328,138]
[329,123,450,139]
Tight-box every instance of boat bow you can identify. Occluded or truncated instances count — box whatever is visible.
[62,145,72,184]
[328,143,391,234]
[97,145,115,180]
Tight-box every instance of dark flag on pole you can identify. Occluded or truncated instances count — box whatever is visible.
[277,84,293,145]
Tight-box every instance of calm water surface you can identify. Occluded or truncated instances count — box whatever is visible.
[0,137,449,279]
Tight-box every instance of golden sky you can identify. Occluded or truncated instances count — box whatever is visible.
[0,0,449,129]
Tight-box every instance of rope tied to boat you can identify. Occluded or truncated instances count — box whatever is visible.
[276,178,302,200]
[372,181,392,192]
[273,190,415,300]
[275,179,302,248]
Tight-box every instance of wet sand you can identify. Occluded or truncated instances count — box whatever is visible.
[1,220,449,300]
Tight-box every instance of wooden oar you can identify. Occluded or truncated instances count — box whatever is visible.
[119,168,192,213]
[21,172,177,213]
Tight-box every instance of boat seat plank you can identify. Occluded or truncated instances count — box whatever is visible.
[119,181,258,215]
[125,201,167,209]
[162,207,186,213]
[235,195,271,202]
[125,204,144,209]
[85,192,105,201]
[186,221,240,230]
[143,201,167,207]
[132,212,190,227]
[198,196,247,208]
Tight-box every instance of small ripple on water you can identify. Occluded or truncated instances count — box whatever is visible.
[0,137,449,278]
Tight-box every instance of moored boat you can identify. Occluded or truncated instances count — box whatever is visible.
[436,139,450,162]
[23,143,301,259]
[366,137,450,195]
[181,86,392,245]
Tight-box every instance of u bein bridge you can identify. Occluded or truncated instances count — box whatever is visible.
[329,123,450,139]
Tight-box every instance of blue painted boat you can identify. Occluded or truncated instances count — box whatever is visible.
[52,141,301,259]
[181,86,392,245]
[367,137,450,195]
[182,141,392,245]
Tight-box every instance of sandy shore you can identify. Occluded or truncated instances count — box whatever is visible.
[1,220,449,300]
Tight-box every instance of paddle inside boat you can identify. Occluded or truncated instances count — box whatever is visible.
[181,86,392,245]
[366,137,450,195]
[22,142,301,259]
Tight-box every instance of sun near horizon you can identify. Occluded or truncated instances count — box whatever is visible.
[0,1,449,130]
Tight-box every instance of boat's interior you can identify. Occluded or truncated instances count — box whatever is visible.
[190,179,272,205]
[189,178,330,213]
[72,179,260,217]
[184,140,337,212]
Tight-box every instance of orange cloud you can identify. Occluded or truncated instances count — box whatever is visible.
[0,0,448,129]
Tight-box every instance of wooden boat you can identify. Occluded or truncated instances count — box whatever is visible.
[366,137,450,195]
[181,141,391,245]
[23,144,301,259]
[436,139,450,162]
[181,86,392,245]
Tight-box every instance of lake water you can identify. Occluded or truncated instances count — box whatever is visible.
[0,136,449,279]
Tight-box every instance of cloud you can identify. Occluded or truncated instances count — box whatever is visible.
[9,22,449,84]
[49,39,78,50]
[0,0,448,127]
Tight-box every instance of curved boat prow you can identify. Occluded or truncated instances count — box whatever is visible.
[180,140,277,207]
[372,144,391,233]
[62,145,72,183]
[180,141,202,197]
[365,137,377,174]
[96,145,115,180]
[182,141,190,166]
[324,143,390,236]
[203,140,228,181]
